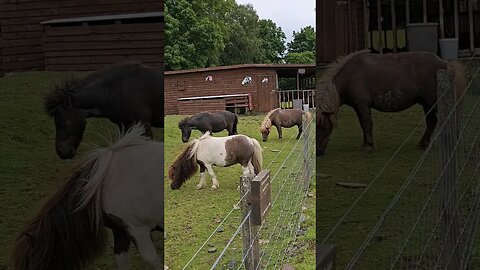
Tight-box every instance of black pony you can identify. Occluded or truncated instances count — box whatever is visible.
[178,111,238,142]
[44,62,163,159]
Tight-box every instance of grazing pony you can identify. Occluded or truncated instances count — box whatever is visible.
[316,50,466,156]
[169,132,262,190]
[260,108,312,142]
[12,124,164,270]
[44,62,163,159]
[178,111,238,142]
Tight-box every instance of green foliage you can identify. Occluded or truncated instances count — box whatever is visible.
[258,19,287,63]
[287,26,316,53]
[165,0,315,69]
[285,51,315,64]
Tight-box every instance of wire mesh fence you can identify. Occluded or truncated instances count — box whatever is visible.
[318,58,480,269]
[183,113,315,269]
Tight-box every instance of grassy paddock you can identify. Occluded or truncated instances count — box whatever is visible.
[0,72,163,269]
[164,114,315,269]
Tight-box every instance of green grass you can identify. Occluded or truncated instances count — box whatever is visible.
[0,71,163,269]
[164,114,316,269]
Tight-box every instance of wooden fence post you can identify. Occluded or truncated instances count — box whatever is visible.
[240,174,259,270]
[437,69,461,269]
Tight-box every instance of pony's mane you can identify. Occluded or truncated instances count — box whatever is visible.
[44,62,144,116]
[317,49,370,122]
[178,116,190,128]
[74,123,150,219]
[260,108,280,132]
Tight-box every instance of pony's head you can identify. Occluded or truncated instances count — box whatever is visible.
[178,117,192,143]
[260,109,277,142]
[45,80,86,159]
[316,83,339,156]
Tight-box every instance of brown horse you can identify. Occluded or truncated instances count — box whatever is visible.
[316,50,466,156]
[260,108,313,142]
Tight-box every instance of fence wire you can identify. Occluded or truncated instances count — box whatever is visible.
[319,59,480,269]
[182,113,315,269]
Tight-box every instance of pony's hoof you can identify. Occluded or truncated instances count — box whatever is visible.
[195,184,204,190]
[362,145,375,152]
[211,184,219,189]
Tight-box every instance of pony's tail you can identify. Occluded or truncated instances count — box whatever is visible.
[251,138,263,175]
[12,157,110,270]
[168,140,200,188]
[447,61,467,127]
[304,111,313,126]
[447,61,467,101]
[233,114,238,135]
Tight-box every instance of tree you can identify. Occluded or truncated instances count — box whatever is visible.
[258,19,286,63]
[284,51,315,64]
[165,0,232,70]
[220,4,263,65]
[287,26,315,54]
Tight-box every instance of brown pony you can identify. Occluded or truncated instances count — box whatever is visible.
[260,108,313,142]
[316,50,466,156]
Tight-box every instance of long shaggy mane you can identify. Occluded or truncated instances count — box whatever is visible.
[260,108,279,132]
[316,50,369,124]
[44,61,144,116]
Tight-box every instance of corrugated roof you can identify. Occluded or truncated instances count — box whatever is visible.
[165,63,316,75]
[41,12,164,25]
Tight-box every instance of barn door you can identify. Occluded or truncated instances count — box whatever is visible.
[257,75,275,112]
[335,0,359,55]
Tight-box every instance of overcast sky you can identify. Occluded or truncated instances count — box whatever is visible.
[235,0,315,43]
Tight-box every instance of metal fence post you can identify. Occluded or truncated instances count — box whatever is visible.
[240,174,259,270]
[437,69,461,269]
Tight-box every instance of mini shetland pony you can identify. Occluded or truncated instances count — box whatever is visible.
[260,108,313,142]
[44,62,163,159]
[12,124,164,270]
[178,111,238,142]
[169,132,262,190]
[316,50,466,156]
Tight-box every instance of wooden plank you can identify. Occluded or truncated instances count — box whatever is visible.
[0,8,58,18]
[454,0,459,39]
[1,24,42,33]
[45,55,162,65]
[469,0,474,54]
[391,0,397,52]
[440,0,445,39]
[58,4,162,16]
[2,53,44,63]
[377,0,383,53]
[42,32,163,43]
[423,0,427,23]
[44,48,162,57]
[0,0,158,11]
[43,41,162,51]
[44,23,163,36]
[1,45,43,55]
[1,30,43,40]
[3,60,44,71]
[2,38,41,47]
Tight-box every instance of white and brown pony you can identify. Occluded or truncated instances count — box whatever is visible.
[260,108,313,142]
[12,123,164,270]
[169,132,263,190]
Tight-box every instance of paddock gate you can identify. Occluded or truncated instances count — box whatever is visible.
[318,58,480,269]
[182,113,316,269]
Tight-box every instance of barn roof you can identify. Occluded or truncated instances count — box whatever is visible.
[40,12,164,25]
[165,64,316,77]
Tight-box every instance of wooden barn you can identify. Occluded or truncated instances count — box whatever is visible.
[0,0,163,74]
[317,0,480,62]
[165,64,316,115]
